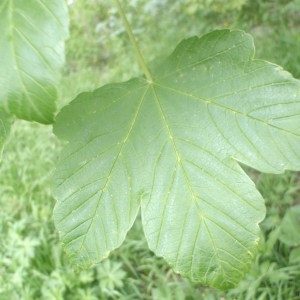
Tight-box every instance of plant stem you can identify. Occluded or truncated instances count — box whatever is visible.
[114,0,153,83]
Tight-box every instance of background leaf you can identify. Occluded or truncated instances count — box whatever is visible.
[0,109,12,159]
[278,205,300,247]
[53,29,300,289]
[0,0,69,124]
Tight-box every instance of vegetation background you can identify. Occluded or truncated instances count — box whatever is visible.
[1,0,300,299]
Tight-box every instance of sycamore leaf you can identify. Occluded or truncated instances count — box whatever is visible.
[53,29,300,289]
[0,109,12,158]
[0,0,69,124]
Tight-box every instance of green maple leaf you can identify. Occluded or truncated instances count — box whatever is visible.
[53,30,300,289]
[0,0,69,124]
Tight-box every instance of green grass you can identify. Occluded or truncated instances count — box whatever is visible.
[1,122,299,299]
[1,0,300,299]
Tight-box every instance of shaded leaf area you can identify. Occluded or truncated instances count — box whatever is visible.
[0,0,69,124]
[53,29,300,289]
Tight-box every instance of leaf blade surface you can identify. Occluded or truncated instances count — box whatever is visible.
[0,0,69,123]
[53,29,300,288]
[54,79,150,266]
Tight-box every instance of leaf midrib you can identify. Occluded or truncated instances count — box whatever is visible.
[154,82,300,138]
[150,83,211,262]
[149,83,263,274]
[7,0,49,120]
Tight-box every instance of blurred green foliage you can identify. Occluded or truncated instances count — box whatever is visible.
[1,0,300,299]
[60,0,300,107]
[1,122,299,299]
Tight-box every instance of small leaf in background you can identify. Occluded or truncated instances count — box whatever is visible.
[278,205,300,247]
[289,247,300,264]
[53,29,300,289]
[0,109,12,159]
[0,0,69,124]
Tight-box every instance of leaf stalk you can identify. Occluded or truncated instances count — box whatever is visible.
[114,0,153,83]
